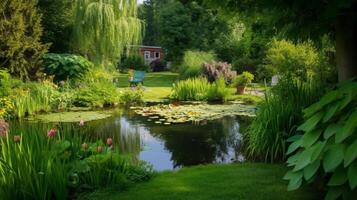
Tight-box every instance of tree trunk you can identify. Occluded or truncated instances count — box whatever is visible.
[335,9,357,82]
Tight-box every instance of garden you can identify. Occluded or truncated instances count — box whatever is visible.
[0,0,357,200]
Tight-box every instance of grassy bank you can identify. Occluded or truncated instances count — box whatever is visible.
[82,163,321,200]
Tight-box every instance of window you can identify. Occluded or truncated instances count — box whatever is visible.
[144,51,150,59]
[155,52,160,59]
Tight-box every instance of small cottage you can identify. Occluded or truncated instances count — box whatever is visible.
[129,45,164,65]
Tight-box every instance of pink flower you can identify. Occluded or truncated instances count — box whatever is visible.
[59,81,65,86]
[13,135,21,143]
[82,143,88,151]
[47,128,57,138]
[106,138,113,146]
[97,146,103,153]
[79,120,85,127]
[0,120,9,138]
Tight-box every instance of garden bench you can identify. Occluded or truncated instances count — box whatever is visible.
[129,70,146,86]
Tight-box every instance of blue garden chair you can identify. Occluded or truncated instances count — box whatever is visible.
[129,70,146,86]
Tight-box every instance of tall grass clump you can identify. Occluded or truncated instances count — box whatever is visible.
[245,78,326,162]
[171,77,230,102]
[0,122,153,199]
[179,51,216,79]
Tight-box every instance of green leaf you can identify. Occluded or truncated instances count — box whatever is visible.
[328,167,347,186]
[298,112,324,133]
[344,139,357,167]
[287,139,303,155]
[302,129,322,148]
[335,110,357,143]
[324,124,341,140]
[347,161,357,189]
[283,170,303,180]
[311,141,326,161]
[325,187,343,200]
[303,160,320,181]
[287,177,302,191]
[287,135,302,142]
[293,148,314,171]
[322,102,340,123]
[304,91,338,117]
[323,144,346,172]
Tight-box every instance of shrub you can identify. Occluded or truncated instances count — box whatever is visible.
[150,59,167,72]
[42,53,92,81]
[245,78,325,162]
[179,51,216,79]
[0,98,13,120]
[233,71,254,87]
[171,77,230,102]
[264,40,320,80]
[284,81,357,199]
[0,70,11,97]
[119,54,149,72]
[202,62,236,83]
[119,88,144,106]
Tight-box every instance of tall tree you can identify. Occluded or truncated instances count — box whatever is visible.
[0,0,48,80]
[38,0,73,53]
[203,0,357,81]
[72,0,143,66]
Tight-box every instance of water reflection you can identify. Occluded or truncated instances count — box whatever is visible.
[10,109,246,171]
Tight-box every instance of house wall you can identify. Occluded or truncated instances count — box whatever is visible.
[139,47,164,64]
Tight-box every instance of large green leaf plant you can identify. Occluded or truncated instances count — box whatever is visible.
[284,81,357,200]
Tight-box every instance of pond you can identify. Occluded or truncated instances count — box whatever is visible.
[10,108,249,171]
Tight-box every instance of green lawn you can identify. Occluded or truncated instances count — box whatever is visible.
[83,164,321,200]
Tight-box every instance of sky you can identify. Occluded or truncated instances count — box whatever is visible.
[138,0,144,4]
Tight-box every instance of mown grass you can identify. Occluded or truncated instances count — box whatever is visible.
[81,163,322,200]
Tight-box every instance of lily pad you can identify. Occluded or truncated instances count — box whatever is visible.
[29,111,112,123]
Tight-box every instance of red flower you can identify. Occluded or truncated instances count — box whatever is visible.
[47,128,57,138]
[13,135,21,143]
[106,138,113,146]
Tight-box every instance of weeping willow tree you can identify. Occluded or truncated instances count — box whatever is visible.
[72,0,143,66]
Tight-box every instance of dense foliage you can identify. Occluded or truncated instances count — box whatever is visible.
[284,81,357,199]
[179,51,216,79]
[0,124,153,199]
[245,79,325,162]
[72,0,143,66]
[233,71,254,87]
[42,54,92,81]
[119,54,149,72]
[0,0,48,79]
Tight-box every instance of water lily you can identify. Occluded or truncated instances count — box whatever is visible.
[47,128,57,138]
[97,146,103,153]
[82,143,88,151]
[106,137,113,146]
[13,135,21,143]
[79,120,85,126]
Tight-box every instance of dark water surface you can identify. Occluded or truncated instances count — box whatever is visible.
[11,109,247,171]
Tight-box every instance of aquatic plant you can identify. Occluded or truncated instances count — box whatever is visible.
[245,78,326,162]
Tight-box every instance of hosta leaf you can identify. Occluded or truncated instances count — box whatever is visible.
[302,129,322,148]
[298,112,323,133]
[287,152,301,166]
[323,144,346,172]
[335,110,357,143]
[324,124,341,140]
[287,139,303,155]
[325,187,343,200]
[322,102,340,123]
[287,135,303,142]
[338,91,353,111]
[328,167,347,186]
[304,91,338,118]
[347,161,357,189]
[293,148,314,171]
[283,170,303,180]
[344,139,357,167]
[303,160,320,181]
[287,176,302,191]
[311,141,326,161]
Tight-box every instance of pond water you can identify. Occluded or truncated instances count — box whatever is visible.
[11,109,248,171]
